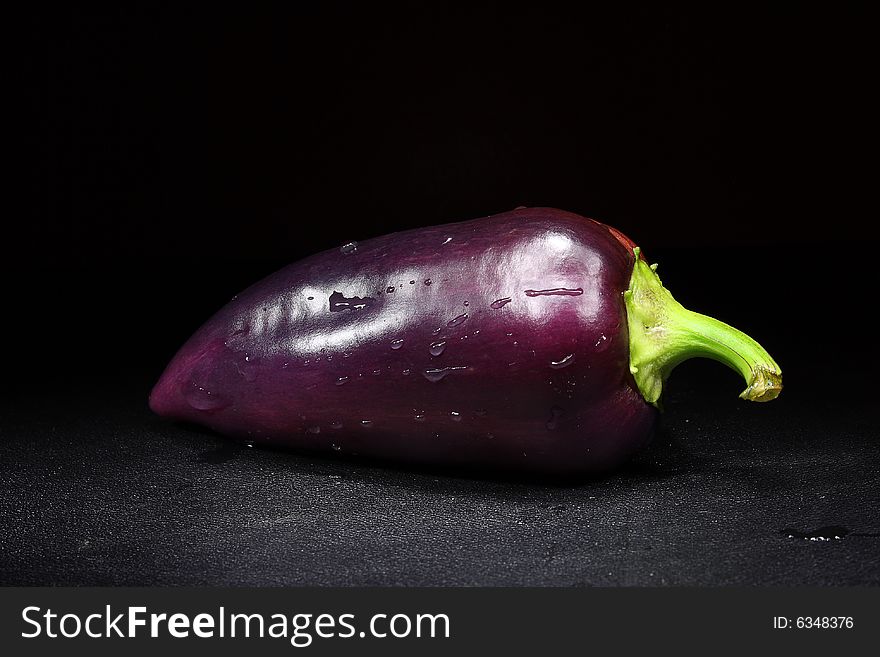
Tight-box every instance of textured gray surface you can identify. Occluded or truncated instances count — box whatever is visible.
[1,360,877,586]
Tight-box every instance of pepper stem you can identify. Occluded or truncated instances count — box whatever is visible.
[623,247,782,406]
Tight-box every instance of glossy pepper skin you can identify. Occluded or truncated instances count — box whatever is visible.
[150,208,656,474]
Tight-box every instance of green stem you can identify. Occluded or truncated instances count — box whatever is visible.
[623,247,782,406]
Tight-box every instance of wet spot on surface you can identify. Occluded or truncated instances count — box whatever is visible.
[783,526,850,541]
[524,288,583,297]
[329,291,375,312]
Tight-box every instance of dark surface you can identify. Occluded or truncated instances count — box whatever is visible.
[0,362,876,586]
[1,247,877,586]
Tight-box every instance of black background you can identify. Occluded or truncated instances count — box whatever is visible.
[3,4,877,585]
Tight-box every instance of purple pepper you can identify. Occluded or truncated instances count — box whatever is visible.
[150,207,781,474]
